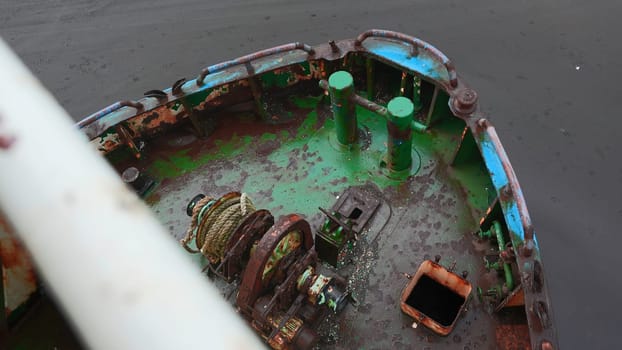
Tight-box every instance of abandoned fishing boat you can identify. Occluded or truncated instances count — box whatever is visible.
[0,30,557,349]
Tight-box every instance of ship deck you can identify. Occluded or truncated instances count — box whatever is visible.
[107,86,528,349]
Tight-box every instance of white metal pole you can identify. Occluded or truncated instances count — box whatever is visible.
[0,38,264,350]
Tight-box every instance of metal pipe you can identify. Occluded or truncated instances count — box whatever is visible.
[480,221,514,291]
[492,221,514,291]
[319,78,427,133]
[197,42,314,85]
[77,100,143,128]
[0,39,264,350]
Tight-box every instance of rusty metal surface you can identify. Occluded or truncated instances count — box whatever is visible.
[496,324,531,350]
[76,32,467,154]
[222,209,274,280]
[237,214,313,317]
[400,260,472,336]
[469,119,557,347]
[0,212,37,324]
[76,100,144,128]
[197,42,315,85]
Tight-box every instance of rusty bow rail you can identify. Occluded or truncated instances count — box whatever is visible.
[196,42,315,85]
[76,100,144,128]
[354,29,458,88]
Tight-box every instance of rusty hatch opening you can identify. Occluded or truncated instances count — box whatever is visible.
[405,274,466,327]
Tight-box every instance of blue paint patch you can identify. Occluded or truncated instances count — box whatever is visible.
[479,137,509,190]
[364,41,447,83]
[479,133,533,243]
[504,200,526,241]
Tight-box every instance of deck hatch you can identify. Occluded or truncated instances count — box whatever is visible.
[400,260,472,336]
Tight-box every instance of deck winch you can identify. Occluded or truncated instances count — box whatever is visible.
[181,192,348,350]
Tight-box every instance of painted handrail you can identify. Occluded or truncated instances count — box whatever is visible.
[482,123,535,250]
[196,42,315,85]
[77,100,143,128]
[355,29,458,88]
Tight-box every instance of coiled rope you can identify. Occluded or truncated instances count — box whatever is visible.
[181,192,256,263]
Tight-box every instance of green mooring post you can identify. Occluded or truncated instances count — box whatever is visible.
[327,71,357,145]
[386,96,414,171]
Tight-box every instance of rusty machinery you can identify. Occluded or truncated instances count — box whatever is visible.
[181,192,348,350]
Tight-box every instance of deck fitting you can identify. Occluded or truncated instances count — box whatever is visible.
[327,71,358,146]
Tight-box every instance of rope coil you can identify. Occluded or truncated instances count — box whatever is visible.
[181,192,256,263]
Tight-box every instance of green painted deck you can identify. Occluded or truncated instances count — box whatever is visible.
[103,89,519,349]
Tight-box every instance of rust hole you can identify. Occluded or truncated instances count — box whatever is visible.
[405,274,465,327]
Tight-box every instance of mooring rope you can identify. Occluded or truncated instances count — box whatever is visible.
[181,193,256,263]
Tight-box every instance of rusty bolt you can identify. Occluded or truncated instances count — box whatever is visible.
[541,340,554,350]
[501,184,513,199]
[522,239,534,257]
[458,88,477,108]
[452,88,478,115]
[121,167,152,196]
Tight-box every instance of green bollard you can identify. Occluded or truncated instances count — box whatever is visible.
[386,97,414,172]
[327,71,357,145]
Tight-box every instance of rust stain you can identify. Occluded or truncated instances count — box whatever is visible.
[495,324,531,350]
[0,234,36,286]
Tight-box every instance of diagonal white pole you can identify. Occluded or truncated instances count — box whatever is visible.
[0,38,263,350]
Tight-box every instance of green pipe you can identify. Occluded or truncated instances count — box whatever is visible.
[410,120,427,133]
[480,221,514,291]
[319,79,427,135]
[326,71,357,145]
[386,97,414,172]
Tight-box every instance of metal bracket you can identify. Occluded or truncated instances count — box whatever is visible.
[315,187,380,266]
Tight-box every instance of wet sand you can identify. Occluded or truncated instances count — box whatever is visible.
[1,1,620,348]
